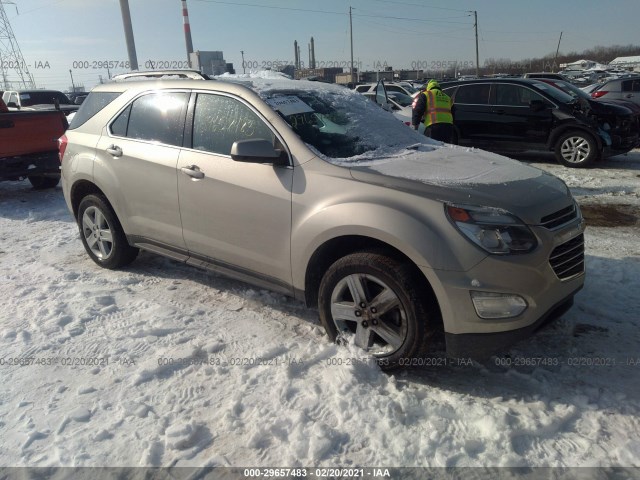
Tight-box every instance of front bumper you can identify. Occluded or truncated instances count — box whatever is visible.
[422,218,586,359]
[445,290,580,359]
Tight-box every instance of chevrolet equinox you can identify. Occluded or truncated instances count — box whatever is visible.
[61,78,586,369]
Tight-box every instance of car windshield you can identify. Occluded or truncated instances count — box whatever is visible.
[399,84,419,94]
[544,80,591,100]
[19,91,72,106]
[531,82,576,104]
[256,82,427,160]
[388,92,413,107]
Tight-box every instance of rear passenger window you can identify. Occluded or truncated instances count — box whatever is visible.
[626,80,640,92]
[454,84,490,104]
[111,92,189,147]
[192,94,275,156]
[494,84,545,106]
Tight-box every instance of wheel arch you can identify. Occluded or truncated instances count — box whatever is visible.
[303,235,443,332]
[70,180,108,219]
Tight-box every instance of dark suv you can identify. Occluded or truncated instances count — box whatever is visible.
[441,78,639,167]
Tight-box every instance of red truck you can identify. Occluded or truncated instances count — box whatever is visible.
[0,97,67,189]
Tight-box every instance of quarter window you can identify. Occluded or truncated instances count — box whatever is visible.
[111,92,189,147]
[70,92,122,130]
[192,94,275,156]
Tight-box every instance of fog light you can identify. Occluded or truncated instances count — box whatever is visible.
[470,291,527,319]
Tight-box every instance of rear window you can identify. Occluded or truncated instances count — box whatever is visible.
[68,92,122,129]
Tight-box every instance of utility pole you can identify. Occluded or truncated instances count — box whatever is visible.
[241,50,245,74]
[69,69,76,92]
[473,10,479,77]
[349,6,354,84]
[554,31,563,72]
[0,1,36,89]
[118,0,139,70]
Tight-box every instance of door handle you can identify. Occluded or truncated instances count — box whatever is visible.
[626,94,634,98]
[181,165,205,180]
[494,109,505,115]
[0,120,14,129]
[106,145,122,157]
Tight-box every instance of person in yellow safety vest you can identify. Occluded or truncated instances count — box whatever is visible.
[411,79,454,143]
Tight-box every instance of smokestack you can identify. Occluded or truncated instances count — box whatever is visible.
[310,36,316,69]
[181,0,194,67]
[294,40,299,69]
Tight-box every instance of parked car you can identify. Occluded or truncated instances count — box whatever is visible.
[363,90,413,125]
[523,72,567,81]
[590,76,640,107]
[1,99,67,188]
[354,82,419,97]
[537,78,640,115]
[61,78,585,368]
[68,92,89,105]
[441,78,639,167]
[2,89,79,116]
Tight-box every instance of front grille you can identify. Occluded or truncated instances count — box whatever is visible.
[549,234,585,281]
[540,204,578,230]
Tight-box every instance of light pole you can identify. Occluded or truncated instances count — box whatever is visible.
[69,69,76,92]
[241,50,245,74]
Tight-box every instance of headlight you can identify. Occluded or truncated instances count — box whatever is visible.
[445,204,537,255]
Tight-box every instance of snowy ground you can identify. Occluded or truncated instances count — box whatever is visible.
[0,150,639,469]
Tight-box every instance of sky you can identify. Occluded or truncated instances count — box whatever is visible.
[2,0,639,91]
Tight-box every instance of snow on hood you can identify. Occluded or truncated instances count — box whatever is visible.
[351,144,545,186]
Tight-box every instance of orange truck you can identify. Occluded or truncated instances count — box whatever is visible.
[0,97,68,189]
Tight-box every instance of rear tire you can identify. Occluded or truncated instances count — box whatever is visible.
[28,175,60,189]
[77,194,138,269]
[318,251,434,370]
[554,131,599,168]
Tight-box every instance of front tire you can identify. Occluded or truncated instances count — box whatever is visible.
[318,251,433,370]
[77,194,138,269]
[554,131,599,168]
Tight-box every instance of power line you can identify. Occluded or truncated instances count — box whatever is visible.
[353,12,472,25]
[192,0,345,16]
[369,0,471,12]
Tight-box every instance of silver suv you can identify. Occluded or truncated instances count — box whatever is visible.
[61,78,586,369]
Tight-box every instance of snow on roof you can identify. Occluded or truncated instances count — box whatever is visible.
[610,56,640,65]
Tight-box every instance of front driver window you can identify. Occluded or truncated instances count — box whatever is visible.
[192,94,275,156]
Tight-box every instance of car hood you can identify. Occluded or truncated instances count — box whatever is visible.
[595,98,640,114]
[587,98,635,115]
[348,145,573,226]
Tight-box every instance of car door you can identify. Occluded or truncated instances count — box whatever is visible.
[448,83,492,144]
[621,79,640,105]
[177,92,293,293]
[96,91,189,251]
[487,83,554,148]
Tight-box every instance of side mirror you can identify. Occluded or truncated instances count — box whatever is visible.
[530,99,546,112]
[230,139,287,165]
